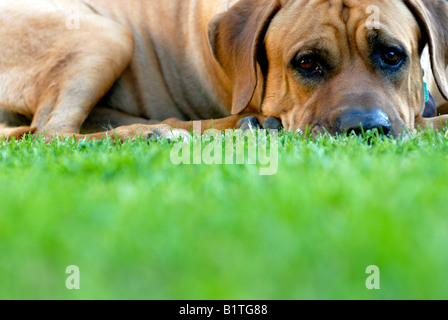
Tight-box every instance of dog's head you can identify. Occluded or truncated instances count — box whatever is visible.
[208,0,448,136]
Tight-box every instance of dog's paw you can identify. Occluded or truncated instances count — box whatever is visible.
[237,116,261,131]
[262,117,283,131]
[143,125,190,143]
[238,116,283,132]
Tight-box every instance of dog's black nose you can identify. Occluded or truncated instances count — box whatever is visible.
[337,109,391,135]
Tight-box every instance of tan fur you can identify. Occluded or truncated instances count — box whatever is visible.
[0,0,447,141]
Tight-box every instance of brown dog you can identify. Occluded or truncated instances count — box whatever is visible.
[0,0,447,140]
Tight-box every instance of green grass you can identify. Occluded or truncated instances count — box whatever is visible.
[1,130,448,300]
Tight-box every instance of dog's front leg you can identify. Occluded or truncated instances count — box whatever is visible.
[415,115,448,132]
[68,114,281,142]
[161,114,283,133]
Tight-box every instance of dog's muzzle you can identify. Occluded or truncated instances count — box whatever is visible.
[336,109,392,136]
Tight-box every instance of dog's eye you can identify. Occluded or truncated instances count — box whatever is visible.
[295,56,323,75]
[379,48,405,67]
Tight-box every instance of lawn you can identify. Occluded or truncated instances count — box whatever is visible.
[1,130,448,300]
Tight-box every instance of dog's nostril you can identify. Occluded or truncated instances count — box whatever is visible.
[338,109,391,136]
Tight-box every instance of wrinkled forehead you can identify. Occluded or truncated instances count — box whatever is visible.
[267,0,421,60]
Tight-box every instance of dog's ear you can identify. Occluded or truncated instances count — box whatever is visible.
[405,0,448,100]
[208,0,281,114]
